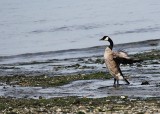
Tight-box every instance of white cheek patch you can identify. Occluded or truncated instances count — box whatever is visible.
[105,37,109,41]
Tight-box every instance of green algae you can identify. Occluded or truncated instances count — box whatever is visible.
[133,50,160,60]
[0,72,111,87]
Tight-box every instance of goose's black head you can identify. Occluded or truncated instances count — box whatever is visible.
[100,36,114,50]
[100,36,111,41]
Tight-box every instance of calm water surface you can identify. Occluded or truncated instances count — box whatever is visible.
[0,0,160,56]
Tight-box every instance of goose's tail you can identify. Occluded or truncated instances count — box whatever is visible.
[119,75,130,85]
[124,78,130,85]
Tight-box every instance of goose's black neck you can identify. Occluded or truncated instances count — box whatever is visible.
[108,38,114,50]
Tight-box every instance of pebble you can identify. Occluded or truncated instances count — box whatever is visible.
[141,81,150,85]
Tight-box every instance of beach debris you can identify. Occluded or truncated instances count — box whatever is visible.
[141,81,150,85]
[120,96,126,99]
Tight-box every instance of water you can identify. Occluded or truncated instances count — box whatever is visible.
[1,60,160,98]
[0,0,160,76]
[1,0,160,56]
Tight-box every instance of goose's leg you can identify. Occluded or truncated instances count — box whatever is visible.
[117,80,119,85]
[114,78,117,85]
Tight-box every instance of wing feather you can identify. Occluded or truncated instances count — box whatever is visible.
[113,51,142,64]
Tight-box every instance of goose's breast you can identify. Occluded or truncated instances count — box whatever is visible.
[104,53,120,76]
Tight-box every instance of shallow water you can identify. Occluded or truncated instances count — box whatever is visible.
[1,0,160,56]
[0,40,160,99]
[0,59,160,99]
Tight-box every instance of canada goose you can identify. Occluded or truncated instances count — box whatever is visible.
[100,36,141,85]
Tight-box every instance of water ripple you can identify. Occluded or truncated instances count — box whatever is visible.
[112,26,160,35]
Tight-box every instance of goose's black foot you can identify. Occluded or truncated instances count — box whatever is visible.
[114,78,116,85]
[113,78,120,87]
[113,78,119,84]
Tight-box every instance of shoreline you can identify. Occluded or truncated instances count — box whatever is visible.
[1,38,160,58]
[0,39,160,77]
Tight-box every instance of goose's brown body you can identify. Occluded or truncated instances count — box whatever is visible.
[101,36,142,85]
[104,47,123,81]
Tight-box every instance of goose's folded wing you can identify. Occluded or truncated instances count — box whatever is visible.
[113,51,142,64]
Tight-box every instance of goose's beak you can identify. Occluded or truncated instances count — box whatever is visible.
[100,38,103,41]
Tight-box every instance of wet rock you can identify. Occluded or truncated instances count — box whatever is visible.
[136,64,142,67]
[77,111,86,114]
[56,108,62,112]
[156,83,160,87]
[95,58,104,64]
[39,96,43,99]
[66,64,81,69]
[120,96,126,99]
[141,81,150,85]
[78,58,84,61]
[8,107,13,111]
[79,65,94,69]
[24,95,29,98]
